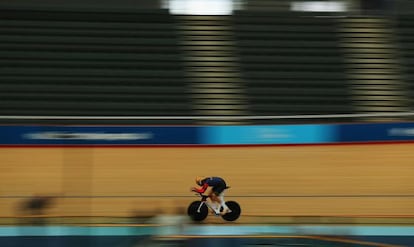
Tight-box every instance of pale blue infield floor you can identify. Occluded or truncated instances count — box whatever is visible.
[1,224,414,246]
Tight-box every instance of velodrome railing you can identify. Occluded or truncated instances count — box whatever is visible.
[1,112,414,125]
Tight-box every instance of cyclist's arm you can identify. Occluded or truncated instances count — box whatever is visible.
[193,183,209,193]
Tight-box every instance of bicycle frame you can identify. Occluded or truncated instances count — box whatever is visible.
[195,194,217,214]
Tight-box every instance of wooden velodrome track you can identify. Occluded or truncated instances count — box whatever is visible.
[1,143,414,218]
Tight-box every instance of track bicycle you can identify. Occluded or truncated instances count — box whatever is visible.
[187,187,241,222]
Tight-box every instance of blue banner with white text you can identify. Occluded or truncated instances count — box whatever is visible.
[1,122,414,146]
[0,125,198,145]
[337,122,414,142]
[201,125,335,145]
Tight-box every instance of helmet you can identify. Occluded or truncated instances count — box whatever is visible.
[195,176,205,186]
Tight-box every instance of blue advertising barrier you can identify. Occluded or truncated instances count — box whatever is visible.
[337,122,414,142]
[0,125,198,145]
[0,124,336,146]
[1,122,414,146]
[202,125,335,145]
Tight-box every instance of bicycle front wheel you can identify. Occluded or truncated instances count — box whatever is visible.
[187,201,208,221]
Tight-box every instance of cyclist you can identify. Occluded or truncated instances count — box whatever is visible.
[192,176,230,215]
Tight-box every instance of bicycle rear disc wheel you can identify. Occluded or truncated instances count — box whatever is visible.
[221,201,241,221]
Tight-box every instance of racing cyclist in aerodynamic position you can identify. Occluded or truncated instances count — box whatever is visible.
[192,176,230,215]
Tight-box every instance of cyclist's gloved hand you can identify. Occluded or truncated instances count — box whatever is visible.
[191,187,205,193]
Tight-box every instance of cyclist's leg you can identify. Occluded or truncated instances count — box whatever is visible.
[218,192,231,214]
[204,187,220,213]
[213,184,230,214]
